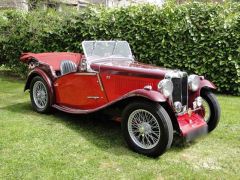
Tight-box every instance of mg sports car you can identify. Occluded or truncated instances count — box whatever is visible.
[20,41,220,157]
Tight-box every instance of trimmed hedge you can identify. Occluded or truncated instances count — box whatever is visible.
[0,3,239,95]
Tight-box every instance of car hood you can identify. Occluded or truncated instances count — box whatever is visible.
[90,60,173,79]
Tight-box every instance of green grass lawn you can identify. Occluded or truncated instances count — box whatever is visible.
[0,74,239,179]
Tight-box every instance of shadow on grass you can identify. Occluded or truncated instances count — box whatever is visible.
[2,102,193,157]
[1,102,130,156]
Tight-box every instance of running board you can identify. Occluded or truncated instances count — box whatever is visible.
[52,104,93,114]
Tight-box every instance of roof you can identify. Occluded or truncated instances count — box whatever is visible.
[0,0,26,8]
[58,0,79,4]
[45,0,103,5]
[90,0,105,4]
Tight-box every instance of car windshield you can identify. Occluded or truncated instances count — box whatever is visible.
[82,41,134,63]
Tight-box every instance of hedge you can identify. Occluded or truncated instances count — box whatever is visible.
[0,2,239,95]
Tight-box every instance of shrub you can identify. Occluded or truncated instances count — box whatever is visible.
[0,3,239,95]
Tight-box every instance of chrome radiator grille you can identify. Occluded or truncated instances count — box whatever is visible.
[166,71,188,108]
[182,75,188,106]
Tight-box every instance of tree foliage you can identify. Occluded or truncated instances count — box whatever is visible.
[0,2,239,95]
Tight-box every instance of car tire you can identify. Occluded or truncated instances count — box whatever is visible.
[200,89,221,132]
[122,101,173,157]
[30,76,51,113]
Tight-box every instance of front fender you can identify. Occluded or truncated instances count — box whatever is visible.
[197,79,216,96]
[122,89,167,102]
[199,79,216,91]
[24,68,54,105]
[189,79,216,107]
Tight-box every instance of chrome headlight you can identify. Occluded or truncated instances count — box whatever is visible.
[174,101,182,113]
[158,79,173,97]
[188,74,200,91]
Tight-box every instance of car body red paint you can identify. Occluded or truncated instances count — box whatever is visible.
[20,41,218,146]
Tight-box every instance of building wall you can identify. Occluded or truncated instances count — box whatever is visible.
[106,0,165,7]
[0,0,28,11]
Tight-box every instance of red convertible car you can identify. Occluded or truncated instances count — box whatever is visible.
[20,41,220,157]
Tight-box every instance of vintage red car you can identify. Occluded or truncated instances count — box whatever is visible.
[20,41,220,157]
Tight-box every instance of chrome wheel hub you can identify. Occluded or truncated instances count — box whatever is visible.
[139,122,152,135]
[128,109,161,149]
[33,81,48,109]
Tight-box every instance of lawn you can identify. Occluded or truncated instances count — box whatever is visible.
[0,74,239,179]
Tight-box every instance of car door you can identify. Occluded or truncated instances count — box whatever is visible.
[54,72,108,110]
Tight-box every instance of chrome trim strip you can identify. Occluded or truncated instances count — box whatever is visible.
[87,96,100,99]
[177,107,201,116]
[97,73,104,91]
[52,90,165,114]
[75,73,96,76]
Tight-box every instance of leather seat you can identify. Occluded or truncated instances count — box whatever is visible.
[60,60,77,75]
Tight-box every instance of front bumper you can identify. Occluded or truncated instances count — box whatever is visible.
[177,112,208,142]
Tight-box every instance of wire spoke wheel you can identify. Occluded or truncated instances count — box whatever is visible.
[202,99,211,122]
[122,102,173,157]
[200,90,221,132]
[128,109,161,150]
[33,81,48,109]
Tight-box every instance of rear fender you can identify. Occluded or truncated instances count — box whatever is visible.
[24,68,54,105]
[20,53,37,64]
